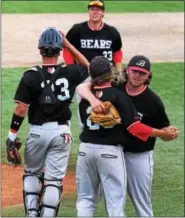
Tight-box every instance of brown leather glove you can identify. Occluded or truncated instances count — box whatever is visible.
[90,101,121,128]
[6,138,22,165]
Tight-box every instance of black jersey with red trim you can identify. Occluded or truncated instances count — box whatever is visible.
[117,82,170,152]
[14,64,88,125]
[79,86,140,145]
[66,21,122,63]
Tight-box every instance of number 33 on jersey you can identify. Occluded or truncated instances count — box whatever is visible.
[41,78,70,101]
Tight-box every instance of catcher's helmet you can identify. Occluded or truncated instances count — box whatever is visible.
[89,56,111,79]
[38,27,63,57]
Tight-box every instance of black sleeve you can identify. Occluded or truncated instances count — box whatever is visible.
[111,27,122,52]
[66,24,79,47]
[14,72,33,104]
[76,65,89,84]
[115,90,140,127]
[152,96,170,128]
[67,64,89,85]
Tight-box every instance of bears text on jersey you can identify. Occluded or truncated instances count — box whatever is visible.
[80,39,112,49]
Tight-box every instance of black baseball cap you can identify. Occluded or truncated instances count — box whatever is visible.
[128,55,151,75]
[88,0,105,10]
[89,56,111,79]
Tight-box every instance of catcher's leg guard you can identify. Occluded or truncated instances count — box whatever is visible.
[23,173,43,217]
[40,179,63,217]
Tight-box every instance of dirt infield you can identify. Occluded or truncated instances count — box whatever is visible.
[1,164,76,209]
[2,13,184,67]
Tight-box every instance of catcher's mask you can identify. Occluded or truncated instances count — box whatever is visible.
[125,55,152,85]
[88,0,105,10]
[89,56,112,85]
[38,27,63,57]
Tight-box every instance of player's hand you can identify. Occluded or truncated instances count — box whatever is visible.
[91,99,105,113]
[161,126,179,141]
[59,30,69,48]
[59,30,65,38]
[61,133,73,144]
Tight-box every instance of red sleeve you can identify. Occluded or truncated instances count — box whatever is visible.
[127,121,153,142]
[113,50,123,63]
[63,48,75,64]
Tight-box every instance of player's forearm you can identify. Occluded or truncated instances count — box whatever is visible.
[127,121,178,142]
[150,128,167,138]
[65,42,89,67]
[14,102,28,117]
[76,82,105,111]
[8,102,28,141]
[76,82,95,101]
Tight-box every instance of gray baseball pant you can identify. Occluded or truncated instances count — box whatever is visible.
[124,151,154,217]
[76,142,127,217]
[23,122,71,217]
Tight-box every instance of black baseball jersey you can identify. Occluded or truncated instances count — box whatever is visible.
[79,87,140,145]
[66,21,122,63]
[117,82,170,152]
[14,64,88,125]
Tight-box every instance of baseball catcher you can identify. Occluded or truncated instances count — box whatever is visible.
[6,27,89,217]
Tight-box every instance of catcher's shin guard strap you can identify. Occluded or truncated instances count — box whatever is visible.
[40,180,63,217]
[23,174,43,217]
[23,190,40,216]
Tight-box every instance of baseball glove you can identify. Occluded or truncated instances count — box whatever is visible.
[6,138,22,165]
[14,137,22,150]
[90,101,121,128]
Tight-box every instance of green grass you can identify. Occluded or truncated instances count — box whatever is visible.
[1,62,184,216]
[2,1,184,13]
[1,195,107,217]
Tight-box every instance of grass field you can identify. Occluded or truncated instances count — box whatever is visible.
[2,1,184,13]
[2,62,184,216]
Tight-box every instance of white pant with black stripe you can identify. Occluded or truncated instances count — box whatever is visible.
[76,142,127,217]
[124,151,154,217]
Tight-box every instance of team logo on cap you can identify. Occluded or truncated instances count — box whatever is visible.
[136,60,146,67]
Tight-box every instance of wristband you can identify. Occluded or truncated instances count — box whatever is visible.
[10,113,24,132]
[8,130,17,141]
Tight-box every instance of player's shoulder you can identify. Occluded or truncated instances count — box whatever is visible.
[23,66,40,78]
[103,22,120,35]
[113,81,126,91]
[146,87,164,105]
[62,63,87,72]
[108,86,127,97]
[70,21,88,31]
[20,66,41,84]
[60,64,88,78]
[23,66,39,74]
